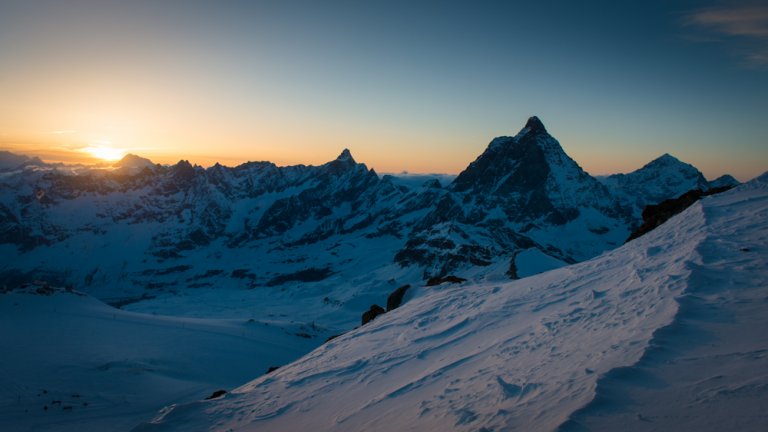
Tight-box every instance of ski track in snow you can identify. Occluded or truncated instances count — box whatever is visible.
[135,178,768,431]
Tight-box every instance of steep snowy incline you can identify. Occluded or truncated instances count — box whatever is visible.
[562,174,768,431]
[135,176,768,431]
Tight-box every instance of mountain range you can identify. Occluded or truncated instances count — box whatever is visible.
[1,116,761,432]
[1,117,738,322]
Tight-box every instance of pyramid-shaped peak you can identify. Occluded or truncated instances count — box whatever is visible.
[336,148,355,163]
[524,116,547,134]
[322,148,359,174]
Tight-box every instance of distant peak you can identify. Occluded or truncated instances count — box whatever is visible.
[322,148,359,174]
[524,116,547,134]
[336,148,355,163]
[113,153,154,168]
[175,159,193,169]
[650,153,682,165]
[118,153,150,163]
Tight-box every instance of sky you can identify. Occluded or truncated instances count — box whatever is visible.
[0,0,766,180]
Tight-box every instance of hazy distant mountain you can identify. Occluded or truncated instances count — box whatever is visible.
[708,174,740,189]
[384,172,457,189]
[0,150,45,172]
[112,153,156,174]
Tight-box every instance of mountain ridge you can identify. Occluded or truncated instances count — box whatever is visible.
[0,117,742,327]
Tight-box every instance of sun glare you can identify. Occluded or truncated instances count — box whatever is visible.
[83,145,126,162]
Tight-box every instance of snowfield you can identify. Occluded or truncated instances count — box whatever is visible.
[132,179,768,431]
[0,288,320,432]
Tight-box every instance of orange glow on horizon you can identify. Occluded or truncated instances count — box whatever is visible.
[0,131,759,182]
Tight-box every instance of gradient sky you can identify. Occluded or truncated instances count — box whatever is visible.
[0,0,766,180]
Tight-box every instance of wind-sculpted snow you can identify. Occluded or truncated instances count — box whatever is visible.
[136,175,768,431]
[562,175,768,431]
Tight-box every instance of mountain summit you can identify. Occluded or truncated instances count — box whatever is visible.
[336,148,354,162]
[601,152,710,216]
[524,115,547,133]
[450,116,619,224]
[395,117,629,277]
[322,148,360,174]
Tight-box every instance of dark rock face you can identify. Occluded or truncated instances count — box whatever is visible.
[524,115,547,133]
[266,366,281,374]
[386,284,411,312]
[204,390,227,400]
[425,275,467,286]
[451,127,554,218]
[362,304,386,325]
[626,185,734,242]
[507,252,520,279]
[325,333,345,343]
[266,267,334,287]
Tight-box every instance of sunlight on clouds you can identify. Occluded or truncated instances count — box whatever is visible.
[82,143,126,161]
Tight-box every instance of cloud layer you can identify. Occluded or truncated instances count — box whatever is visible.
[685,5,768,67]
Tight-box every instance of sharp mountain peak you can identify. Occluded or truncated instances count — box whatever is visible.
[524,115,547,134]
[336,148,355,163]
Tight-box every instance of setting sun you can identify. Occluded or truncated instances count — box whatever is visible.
[83,145,126,161]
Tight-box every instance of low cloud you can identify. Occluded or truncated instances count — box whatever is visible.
[684,5,768,67]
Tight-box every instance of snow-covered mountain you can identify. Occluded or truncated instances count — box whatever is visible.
[133,173,768,432]
[397,116,630,278]
[600,153,710,217]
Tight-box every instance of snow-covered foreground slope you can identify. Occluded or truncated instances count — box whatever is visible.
[134,178,768,431]
[0,288,318,432]
[563,176,768,430]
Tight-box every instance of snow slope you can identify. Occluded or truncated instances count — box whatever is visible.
[563,175,768,430]
[134,176,768,430]
[0,286,319,432]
